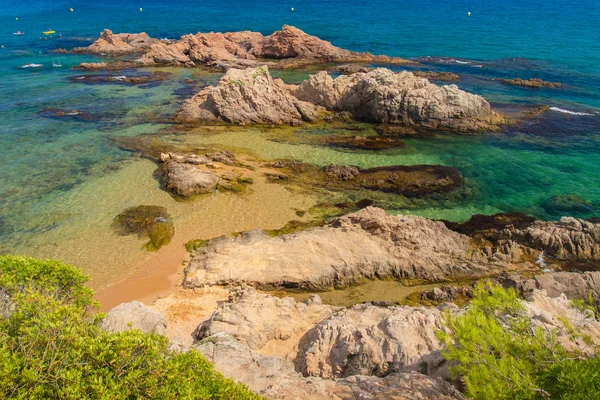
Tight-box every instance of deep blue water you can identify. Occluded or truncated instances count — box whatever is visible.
[0,0,599,264]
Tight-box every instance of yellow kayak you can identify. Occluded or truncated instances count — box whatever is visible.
[43,30,56,35]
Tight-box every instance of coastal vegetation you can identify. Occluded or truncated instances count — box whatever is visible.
[438,282,600,400]
[0,255,261,399]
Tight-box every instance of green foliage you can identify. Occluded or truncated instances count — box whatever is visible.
[227,79,245,87]
[438,281,599,400]
[570,290,598,319]
[185,239,209,253]
[0,255,262,400]
[251,67,267,79]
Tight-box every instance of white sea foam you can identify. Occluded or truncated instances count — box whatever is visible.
[549,106,595,116]
[453,59,471,64]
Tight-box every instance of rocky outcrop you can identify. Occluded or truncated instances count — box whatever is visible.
[502,271,600,301]
[162,161,219,197]
[506,217,600,260]
[183,207,525,290]
[175,66,323,125]
[101,301,167,335]
[159,151,251,197]
[295,69,500,131]
[195,287,340,352]
[498,78,562,88]
[524,289,600,353]
[194,333,465,399]
[177,66,501,130]
[296,303,448,379]
[72,29,157,55]
[134,25,414,70]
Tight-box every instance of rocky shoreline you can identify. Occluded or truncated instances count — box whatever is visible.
[100,206,600,399]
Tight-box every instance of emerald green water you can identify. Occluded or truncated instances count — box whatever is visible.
[1,46,599,285]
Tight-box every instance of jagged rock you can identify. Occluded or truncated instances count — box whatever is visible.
[499,78,562,88]
[421,286,472,303]
[330,64,373,74]
[324,165,360,181]
[72,29,157,55]
[501,271,600,301]
[161,161,219,197]
[195,287,340,351]
[134,25,414,70]
[507,217,600,260]
[183,207,521,290]
[295,69,501,131]
[194,333,465,399]
[524,289,600,353]
[296,303,448,379]
[175,66,323,125]
[101,301,167,334]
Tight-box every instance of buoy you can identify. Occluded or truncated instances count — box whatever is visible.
[16,17,19,20]
[468,11,471,16]
[291,7,294,11]
[140,7,143,12]
[70,7,74,12]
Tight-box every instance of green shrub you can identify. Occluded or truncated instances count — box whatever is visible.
[437,281,599,400]
[0,255,262,399]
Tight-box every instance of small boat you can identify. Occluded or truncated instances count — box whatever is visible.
[52,61,62,67]
[13,31,24,35]
[20,63,43,69]
[43,30,56,35]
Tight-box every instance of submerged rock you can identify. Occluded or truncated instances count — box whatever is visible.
[267,160,463,197]
[412,71,460,81]
[498,77,562,88]
[38,108,96,122]
[111,205,174,251]
[67,72,170,85]
[542,194,596,215]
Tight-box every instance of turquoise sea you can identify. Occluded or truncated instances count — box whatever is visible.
[1,0,599,284]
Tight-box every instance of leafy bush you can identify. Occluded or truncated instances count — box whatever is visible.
[0,255,262,399]
[437,281,600,400]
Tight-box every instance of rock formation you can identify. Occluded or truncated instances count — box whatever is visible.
[296,303,448,379]
[177,66,501,131]
[72,29,157,55]
[195,287,340,354]
[175,66,323,125]
[159,151,252,197]
[265,160,463,197]
[295,69,499,131]
[194,333,465,399]
[182,207,527,290]
[73,25,414,70]
[101,301,167,335]
[502,271,600,301]
[135,25,414,70]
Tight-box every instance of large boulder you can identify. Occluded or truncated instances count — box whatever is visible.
[195,287,340,352]
[296,303,448,379]
[175,66,322,125]
[101,301,167,335]
[183,207,519,290]
[161,161,219,197]
[295,69,500,131]
[502,271,600,301]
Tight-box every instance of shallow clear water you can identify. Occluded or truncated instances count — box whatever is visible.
[0,0,599,283]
